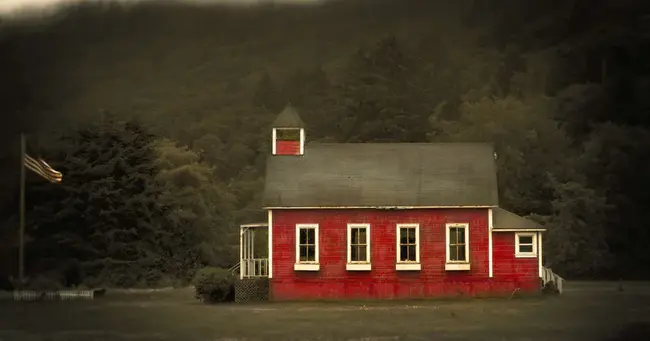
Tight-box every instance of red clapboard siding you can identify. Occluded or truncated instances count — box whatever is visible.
[275,140,300,155]
[492,232,540,293]
[268,208,528,300]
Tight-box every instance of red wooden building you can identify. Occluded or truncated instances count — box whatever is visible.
[238,105,555,300]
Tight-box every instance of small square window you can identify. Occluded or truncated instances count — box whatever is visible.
[515,232,538,258]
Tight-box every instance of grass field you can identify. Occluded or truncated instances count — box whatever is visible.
[0,282,649,341]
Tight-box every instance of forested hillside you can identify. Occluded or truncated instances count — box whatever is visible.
[1,0,648,286]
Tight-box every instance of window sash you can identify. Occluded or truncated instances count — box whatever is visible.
[516,233,537,255]
[350,245,368,262]
[348,224,370,263]
[397,225,419,263]
[446,224,469,263]
[276,128,301,141]
[296,225,318,264]
[518,244,534,253]
[298,244,316,262]
[298,227,315,246]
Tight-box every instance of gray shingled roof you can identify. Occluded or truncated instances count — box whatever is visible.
[263,142,499,208]
[492,208,545,231]
[272,104,304,128]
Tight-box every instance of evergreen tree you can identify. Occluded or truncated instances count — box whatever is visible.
[281,66,332,138]
[154,138,237,271]
[252,71,285,113]
[530,176,612,278]
[579,123,650,278]
[335,36,429,143]
[26,117,169,287]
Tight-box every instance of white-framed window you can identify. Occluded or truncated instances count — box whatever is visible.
[347,223,371,271]
[445,223,470,271]
[515,232,538,258]
[272,127,305,156]
[294,224,319,271]
[396,224,421,271]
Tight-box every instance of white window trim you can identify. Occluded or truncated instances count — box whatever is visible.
[396,224,421,271]
[271,128,277,155]
[538,232,543,277]
[445,223,470,271]
[515,232,538,258]
[488,208,493,278]
[299,128,305,155]
[347,223,371,271]
[268,210,273,278]
[294,224,320,271]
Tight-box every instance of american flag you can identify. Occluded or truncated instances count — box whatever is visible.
[23,152,62,183]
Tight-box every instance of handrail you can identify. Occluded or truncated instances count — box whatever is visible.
[542,266,565,294]
[229,262,241,275]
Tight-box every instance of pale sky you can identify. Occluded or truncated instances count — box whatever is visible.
[0,0,322,17]
[0,0,79,15]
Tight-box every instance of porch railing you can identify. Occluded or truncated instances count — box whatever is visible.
[542,266,564,294]
[241,258,268,278]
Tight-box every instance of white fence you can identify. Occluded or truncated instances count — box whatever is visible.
[9,290,95,301]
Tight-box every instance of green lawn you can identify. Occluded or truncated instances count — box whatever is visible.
[0,282,649,341]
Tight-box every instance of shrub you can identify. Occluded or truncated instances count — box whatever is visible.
[191,267,235,303]
[80,276,102,289]
[542,281,560,295]
[23,276,65,291]
[0,275,14,291]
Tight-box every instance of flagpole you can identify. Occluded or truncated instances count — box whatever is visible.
[19,132,25,282]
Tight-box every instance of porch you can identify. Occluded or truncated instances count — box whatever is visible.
[234,223,269,279]
[230,223,269,302]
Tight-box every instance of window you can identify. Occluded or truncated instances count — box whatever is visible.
[275,128,301,141]
[515,232,538,258]
[347,223,371,271]
[445,223,470,271]
[396,224,421,271]
[294,224,319,271]
[272,128,304,156]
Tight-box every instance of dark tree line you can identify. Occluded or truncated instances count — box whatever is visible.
[14,116,237,287]
[0,0,648,286]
